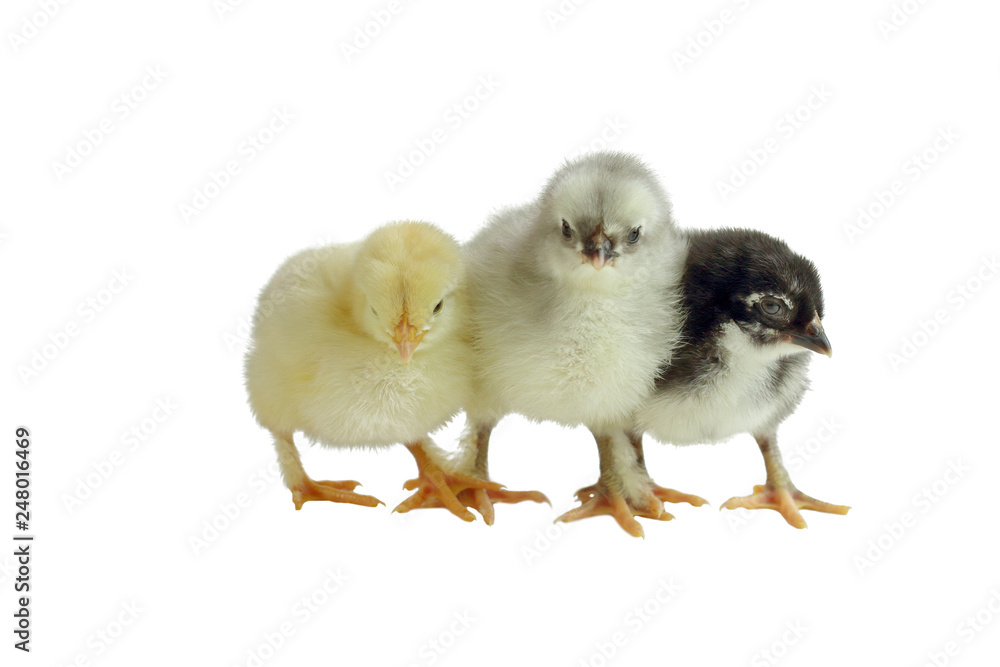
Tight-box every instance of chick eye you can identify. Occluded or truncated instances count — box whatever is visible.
[561,219,572,239]
[371,307,377,316]
[759,298,785,316]
[433,300,443,314]
[627,227,641,244]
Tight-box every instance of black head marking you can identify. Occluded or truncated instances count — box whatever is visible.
[680,228,825,346]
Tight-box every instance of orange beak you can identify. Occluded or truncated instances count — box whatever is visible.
[392,314,425,364]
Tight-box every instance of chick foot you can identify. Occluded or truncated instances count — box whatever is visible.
[557,482,674,539]
[413,487,550,526]
[393,443,504,522]
[291,478,383,511]
[651,484,709,508]
[720,483,850,529]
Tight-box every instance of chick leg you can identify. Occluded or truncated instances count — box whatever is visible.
[629,431,709,508]
[720,432,850,529]
[452,421,549,525]
[556,430,675,539]
[272,432,383,510]
[395,420,549,525]
[571,431,708,512]
[393,439,505,522]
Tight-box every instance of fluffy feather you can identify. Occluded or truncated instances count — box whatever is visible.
[244,221,494,516]
[635,227,848,529]
[464,152,685,429]
[640,228,821,444]
[442,152,688,528]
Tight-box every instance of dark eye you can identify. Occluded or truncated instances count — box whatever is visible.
[433,300,443,314]
[627,227,641,244]
[371,307,377,316]
[759,298,785,316]
[561,219,572,239]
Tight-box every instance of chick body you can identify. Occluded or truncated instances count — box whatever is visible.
[635,228,848,529]
[246,243,467,448]
[464,204,677,429]
[450,153,689,526]
[245,221,493,516]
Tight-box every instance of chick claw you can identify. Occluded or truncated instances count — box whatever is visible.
[650,484,709,508]
[720,484,850,529]
[394,468,503,522]
[428,487,550,526]
[557,484,675,539]
[291,479,384,511]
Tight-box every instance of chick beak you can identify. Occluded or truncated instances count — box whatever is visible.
[786,316,832,357]
[392,315,425,364]
[583,231,617,270]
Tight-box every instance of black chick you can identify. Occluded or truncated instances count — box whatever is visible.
[634,227,849,529]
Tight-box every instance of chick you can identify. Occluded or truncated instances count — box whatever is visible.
[635,228,849,529]
[244,221,500,520]
[429,152,698,530]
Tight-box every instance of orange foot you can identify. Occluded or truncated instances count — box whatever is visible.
[720,484,850,529]
[650,483,709,509]
[423,487,550,526]
[393,448,505,522]
[290,478,383,510]
[397,483,548,524]
[556,483,679,538]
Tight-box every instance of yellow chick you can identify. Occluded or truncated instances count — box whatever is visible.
[244,221,499,519]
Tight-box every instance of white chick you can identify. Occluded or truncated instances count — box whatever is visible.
[244,221,500,520]
[440,152,699,532]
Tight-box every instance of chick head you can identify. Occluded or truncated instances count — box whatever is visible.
[354,221,463,364]
[688,228,831,359]
[537,151,676,286]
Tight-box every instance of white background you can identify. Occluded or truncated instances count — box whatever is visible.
[3,1,999,665]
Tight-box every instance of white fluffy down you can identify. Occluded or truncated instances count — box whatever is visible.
[463,154,686,431]
[639,323,811,445]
